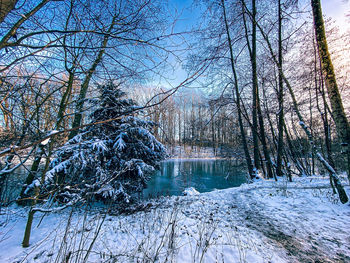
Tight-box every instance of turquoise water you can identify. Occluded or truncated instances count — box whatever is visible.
[142,159,247,198]
[2,160,247,203]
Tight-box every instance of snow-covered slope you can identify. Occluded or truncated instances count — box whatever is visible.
[1,176,349,262]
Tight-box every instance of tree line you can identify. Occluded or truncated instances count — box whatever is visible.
[137,0,349,202]
[0,0,349,247]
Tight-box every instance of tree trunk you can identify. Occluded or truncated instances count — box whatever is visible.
[22,209,35,247]
[246,0,273,179]
[276,0,284,178]
[0,0,18,23]
[68,15,117,139]
[311,0,350,181]
[222,0,254,178]
[251,0,260,171]
[0,0,50,50]
[254,14,348,203]
[256,89,274,179]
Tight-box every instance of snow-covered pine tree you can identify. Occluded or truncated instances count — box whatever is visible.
[44,83,167,204]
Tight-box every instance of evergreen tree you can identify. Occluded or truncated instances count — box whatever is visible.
[44,83,167,204]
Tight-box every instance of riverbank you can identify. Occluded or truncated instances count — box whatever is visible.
[167,145,244,160]
[1,176,349,262]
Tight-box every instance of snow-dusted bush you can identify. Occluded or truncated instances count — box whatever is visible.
[45,84,167,204]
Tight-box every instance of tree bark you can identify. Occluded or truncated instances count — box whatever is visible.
[251,0,260,171]
[311,0,350,181]
[68,15,117,139]
[252,11,348,203]
[256,88,275,179]
[276,0,284,178]
[222,0,254,178]
[22,209,35,247]
[0,0,18,23]
[245,0,273,178]
[0,0,50,49]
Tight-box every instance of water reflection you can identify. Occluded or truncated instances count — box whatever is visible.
[1,165,28,204]
[142,159,247,199]
[2,160,247,203]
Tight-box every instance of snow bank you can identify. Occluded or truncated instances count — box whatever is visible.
[1,176,349,263]
[183,187,200,196]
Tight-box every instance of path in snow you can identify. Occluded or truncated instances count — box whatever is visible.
[174,178,350,262]
[231,191,348,263]
[1,177,349,263]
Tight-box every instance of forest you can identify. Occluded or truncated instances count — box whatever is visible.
[0,0,349,262]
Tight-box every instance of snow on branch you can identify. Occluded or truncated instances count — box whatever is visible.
[32,197,81,213]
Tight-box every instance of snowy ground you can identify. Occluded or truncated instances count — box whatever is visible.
[1,176,349,263]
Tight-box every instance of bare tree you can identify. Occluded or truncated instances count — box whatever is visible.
[311,0,350,181]
[222,0,254,178]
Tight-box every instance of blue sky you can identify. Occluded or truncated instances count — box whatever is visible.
[322,0,350,32]
[162,0,350,89]
[170,0,350,29]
